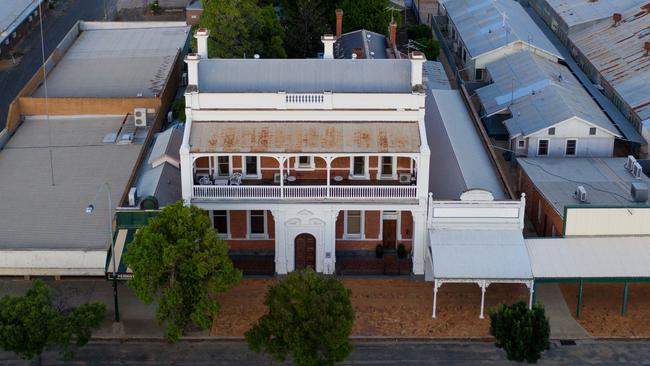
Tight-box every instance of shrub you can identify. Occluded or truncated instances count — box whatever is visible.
[375,244,384,258]
[489,301,550,364]
[397,244,406,259]
[246,269,354,366]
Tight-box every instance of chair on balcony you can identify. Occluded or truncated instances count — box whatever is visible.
[229,172,242,186]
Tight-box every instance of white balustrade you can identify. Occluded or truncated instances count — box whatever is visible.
[192,185,417,200]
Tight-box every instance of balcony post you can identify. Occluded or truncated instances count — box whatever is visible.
[325,156,333,198]
[278,156,286,199]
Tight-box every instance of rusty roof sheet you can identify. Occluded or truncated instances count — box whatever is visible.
[570,3,650,122]
[189,122,421,153]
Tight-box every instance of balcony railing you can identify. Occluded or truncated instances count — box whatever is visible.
[192,185,417,200]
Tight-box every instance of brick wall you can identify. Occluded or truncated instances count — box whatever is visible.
[518,168,565,236]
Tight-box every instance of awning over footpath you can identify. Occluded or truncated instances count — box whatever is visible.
[105,229,134,280]
[428,228,533,319]
[526,237,650,280]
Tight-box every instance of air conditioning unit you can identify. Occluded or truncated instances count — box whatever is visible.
[625,155,636,171]
[128,187,138,207]
[631,183,649,202]
[633,162,643,179]
[399,173,412,184]
[134,108,147,128]
[574,185,587,202]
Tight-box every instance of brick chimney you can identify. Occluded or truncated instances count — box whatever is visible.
[613,13,622,26]
[645,41,650,56]
[185,54,200,89]
[388,20,397,48]
[322,34,336,59]
[195,28,209,59]
[336,9,344,37]
[409,51,426,88]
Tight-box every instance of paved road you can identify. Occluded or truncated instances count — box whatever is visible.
[0,0,116,130]
[2,340,650,365]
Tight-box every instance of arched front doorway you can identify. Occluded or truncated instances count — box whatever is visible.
[294,233,316,271]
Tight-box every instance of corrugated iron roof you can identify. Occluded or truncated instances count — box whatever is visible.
[197,59,412,93]
[540,0,647,29]
[189,121,421,153]
[441,0,561,59]
[570,3,650,122]
[477,51,618,137]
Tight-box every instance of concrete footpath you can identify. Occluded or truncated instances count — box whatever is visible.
[536,283,591,340]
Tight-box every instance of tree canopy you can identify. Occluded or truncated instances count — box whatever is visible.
[198,0,286,58]
[124,201,241,342]
[246,269,354,366]
[489,301,550,364]
[337,0,398,35]
[0,280,105,361]
[279,0,337,58]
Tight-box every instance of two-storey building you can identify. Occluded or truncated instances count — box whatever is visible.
[180,29,430,276]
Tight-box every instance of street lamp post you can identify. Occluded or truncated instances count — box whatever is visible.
[86,182,120,323]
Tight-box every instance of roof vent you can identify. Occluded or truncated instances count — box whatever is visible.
[574,186,587,202]
[633,162,643,179]
[613,13,622,26]
[625,155,637,171]
[645,42,650,56]
[631,183,649,202]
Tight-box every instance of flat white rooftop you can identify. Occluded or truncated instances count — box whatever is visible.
[32,22,190,98]
[0,115,145,250]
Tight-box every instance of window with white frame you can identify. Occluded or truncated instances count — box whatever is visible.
[217,156,230,176]
[537,140,549,156]
[565,140,577,156]
[345,210,363,239]
[350,156,366,178]
[380,156,395,178]
[212,210,228,237]
[248,210,267,238]
[244,156,260,178]
[295,156,314,170]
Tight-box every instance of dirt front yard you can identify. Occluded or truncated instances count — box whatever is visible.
[560,282,650,337]
[212,278,529,337]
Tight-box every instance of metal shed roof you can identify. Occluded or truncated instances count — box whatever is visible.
[569,3,650,123]
[189,121,421,153]
[197,59,412,93]
[476,51,618,137]
[429,229,532,280]
[441,0,561,60]
[334,29,389,59]
[526,236,650,279]
[0,0,39,45]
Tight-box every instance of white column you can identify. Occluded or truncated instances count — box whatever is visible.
[278,156,286,198]
[180,116,194,204]
[325,156,333,198]
[528,281,534,309]
[479,281,488,319]
[411,209,427,275]
[272,209,288,274]
[321,34,335,59]
[184,54,200,88]
[432,279,439,318]
[322,209,338,275]
[195,28,209,59]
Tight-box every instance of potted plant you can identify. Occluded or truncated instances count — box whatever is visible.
[149,1,160,14]
[375,244,384,258]
[397,244,406,259]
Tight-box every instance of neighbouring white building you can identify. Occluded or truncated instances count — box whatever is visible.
[476,51,620,157]
[437,0,562,81]
[180,29,430,275]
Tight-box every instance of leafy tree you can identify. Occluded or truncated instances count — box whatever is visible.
[197,0,286,58]
[0,280,106,361]
[124,201,241,342]
[407,24,440,60]
[246,269,354,366]
[489,301,550,364]
[337,0,399,35]
[280,0,337,58]
[171,97,185,122]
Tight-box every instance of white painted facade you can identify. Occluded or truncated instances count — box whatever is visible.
[179,30,431,275]
[512,117,617,157]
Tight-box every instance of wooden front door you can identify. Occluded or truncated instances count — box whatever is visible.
[294,234,316,270]
[382,220,397,248]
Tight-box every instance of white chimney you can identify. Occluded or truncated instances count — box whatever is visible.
[195,28,209,59]
[185,53,200,89]
[409,51,426,88]
[321,34,335,59]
